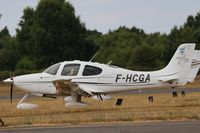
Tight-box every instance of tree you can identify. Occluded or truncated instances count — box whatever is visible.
[3,6,200,72]
[184,15,195,28]
[0,26,10,37]
[0,27,18,70]
[95,27,145,68]
[16,0,98,69]
[16,7,35,57]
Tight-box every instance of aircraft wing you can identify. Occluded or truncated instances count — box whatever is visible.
[52,79,95,97]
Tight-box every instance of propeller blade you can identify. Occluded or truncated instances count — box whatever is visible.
[10,84,13,104]
[9,68,14,104]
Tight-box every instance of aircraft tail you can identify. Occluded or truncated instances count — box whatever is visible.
[159,43,196,86]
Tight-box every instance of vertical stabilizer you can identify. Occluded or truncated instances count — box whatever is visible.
[161,43,196,85]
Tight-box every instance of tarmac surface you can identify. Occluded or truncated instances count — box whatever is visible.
[1,121,200,133]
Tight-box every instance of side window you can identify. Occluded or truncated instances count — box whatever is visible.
[61,64,80,76]
[82,65,102,76]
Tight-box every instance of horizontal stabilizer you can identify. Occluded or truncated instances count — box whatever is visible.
[188,50,200,82]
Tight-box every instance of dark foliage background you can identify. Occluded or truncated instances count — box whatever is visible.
[0,0,200,75]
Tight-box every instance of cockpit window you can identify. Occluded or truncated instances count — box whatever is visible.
[61,64,80,76]
[82,65,102,76]
[43,63,61,75]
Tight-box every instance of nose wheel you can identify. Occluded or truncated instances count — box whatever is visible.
[16,93,38,110]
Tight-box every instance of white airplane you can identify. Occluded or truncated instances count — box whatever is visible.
[3,43,198,109]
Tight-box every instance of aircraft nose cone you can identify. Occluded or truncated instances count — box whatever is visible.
[3,78,13,84]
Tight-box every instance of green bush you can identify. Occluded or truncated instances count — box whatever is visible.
[0,71,10,81]
[16,57,36,70]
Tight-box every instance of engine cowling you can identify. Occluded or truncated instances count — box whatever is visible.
[17,103,38,110]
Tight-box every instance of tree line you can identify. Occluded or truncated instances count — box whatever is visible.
[0,0,200,72]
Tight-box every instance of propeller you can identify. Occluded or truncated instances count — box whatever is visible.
[3,69,15,104]
[9,69,14,104]
[10,81,13,104]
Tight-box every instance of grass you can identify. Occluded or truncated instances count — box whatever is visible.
[1,92,200,126]
[0,84,24,96]
[0,76,200,127]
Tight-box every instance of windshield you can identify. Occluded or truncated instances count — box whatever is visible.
[43,63,61,75]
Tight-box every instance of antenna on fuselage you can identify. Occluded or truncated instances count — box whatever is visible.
[106,60,112,65]
[89,50,100,62]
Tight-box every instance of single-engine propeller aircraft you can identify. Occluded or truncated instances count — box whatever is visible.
[3,43,200,109]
